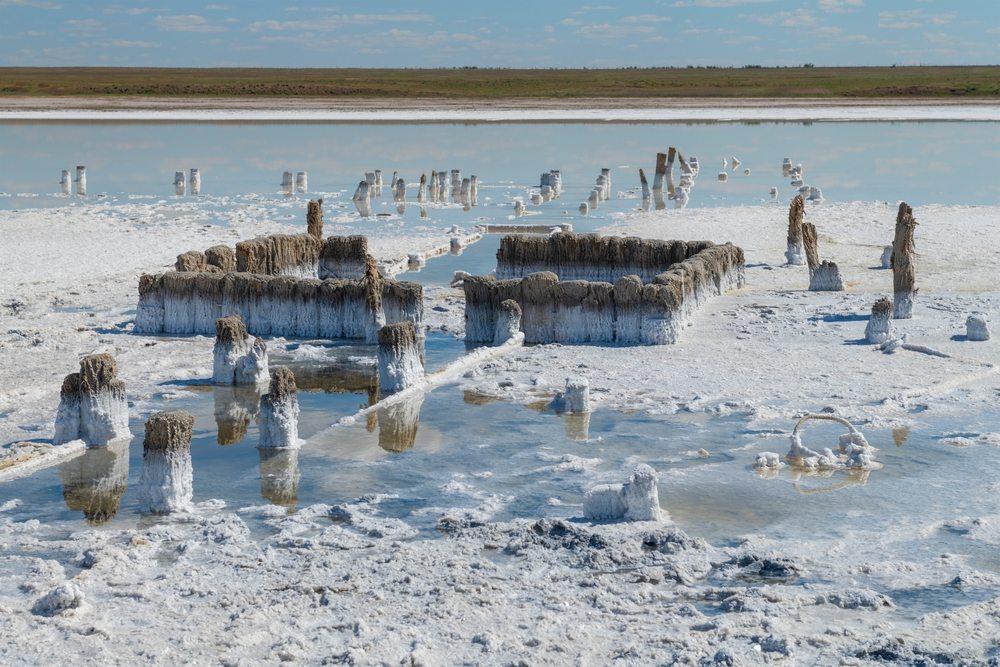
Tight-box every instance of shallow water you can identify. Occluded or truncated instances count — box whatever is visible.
[1,121,998,213]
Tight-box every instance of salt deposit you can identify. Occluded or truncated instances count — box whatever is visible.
[966,314,990,341]
[864,296,895,345]
[880,245,893,269]
[583,464,663,522]
[258,367,301,449]
[136,409,195,514]
[376,321,424,394]
[211,315,269,386]
[493,299,521,346]
[53,354,131,447]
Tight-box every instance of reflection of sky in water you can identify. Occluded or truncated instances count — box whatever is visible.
[1,121,998,210]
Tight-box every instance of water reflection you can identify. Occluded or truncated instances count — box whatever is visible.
[58,440,129,526]
[377,392,424,453]
[353,199,373,218]
[214,385,263,446]
[259,447,299,511]
[565,412,591,442]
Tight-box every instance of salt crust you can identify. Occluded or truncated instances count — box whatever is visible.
[4,199,1000,662]
[3,500,997,663]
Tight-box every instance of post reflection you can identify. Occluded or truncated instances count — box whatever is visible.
[59,440,130,526]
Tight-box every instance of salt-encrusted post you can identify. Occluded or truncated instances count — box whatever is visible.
[395,177,407,201]
[493,299,521,346]
[282,171,294,190]
[652,153,667,191]
[564,377,591,413]
[307,199,323,240]
[364,255,386,343]
[429,170,438,200]
[582,464,662,522]
[418,173,427,202]
[212,315,269,386]
[785,195,806,265]
[190,168,201,195]
[353,180,371,202]
[639,168,651,200]
[967,315,990,341]
[137,410,195,514]
[258,367,301,449]
[296,171,307,193]
[60,169,71,195]
[54,354,132,447]
[76,166,87,196]
[864,297,895,344]
[892,202,918,319]
[174,171,186,195]
[377,321,424,394]
[802,222,844,291]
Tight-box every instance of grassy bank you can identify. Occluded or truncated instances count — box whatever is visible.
[1,66,999,99]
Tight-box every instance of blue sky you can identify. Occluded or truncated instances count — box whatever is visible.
[1,0,998,68]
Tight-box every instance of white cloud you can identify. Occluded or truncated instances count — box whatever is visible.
[724,35,760,43]
[451,32,476,40]
[673,0,774,6]
[780,9,818,27]
[206,4,231,8]
[750,9,818,27]
[108,39,160,47]
[102,6,151,14]
[560,18,583,26]
[620,14,671,23]
[878,10,955,29]
[576,24,656,38]
[543,25,554,33]
[246,14,433,32]
[64,19,101,28]
[155,15,227,32]
[817,0,863,13]
[986,27,1000,34]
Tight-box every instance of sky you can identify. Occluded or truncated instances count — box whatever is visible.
[1,0,998,68]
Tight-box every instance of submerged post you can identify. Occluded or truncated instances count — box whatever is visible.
[639,168,651,200]
[54,354,132,447]
[306,199,323,240]
[377,321,424,394]
[258,367,301,449]
[892,202,918,319]
[137,410,195,514]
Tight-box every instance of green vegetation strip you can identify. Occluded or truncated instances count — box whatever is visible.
[2,67,999,98]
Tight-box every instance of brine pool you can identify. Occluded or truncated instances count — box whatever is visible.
[3,118,1000,622]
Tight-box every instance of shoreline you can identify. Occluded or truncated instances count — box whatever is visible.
[2,96,998,121]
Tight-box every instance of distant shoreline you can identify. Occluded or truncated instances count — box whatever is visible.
[1,97,997,122]
[2,65,998,100]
